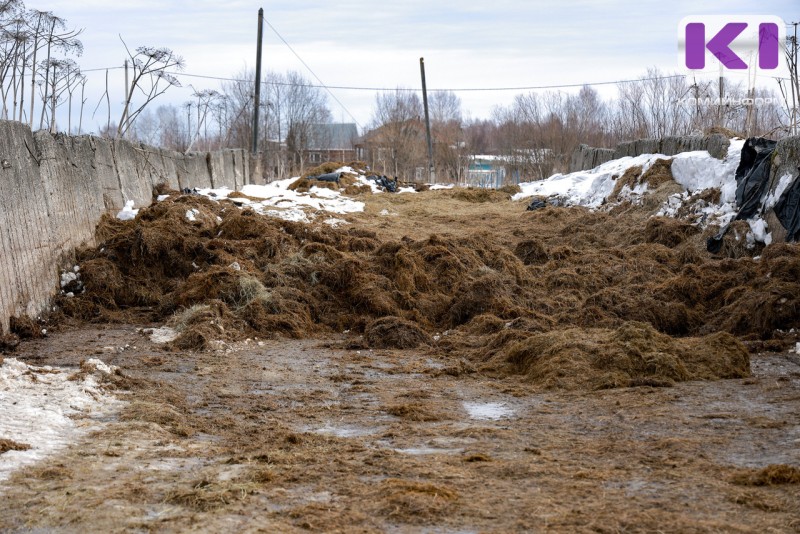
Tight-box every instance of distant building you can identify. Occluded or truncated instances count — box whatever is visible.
[466,155,507,188]
[307,123,358,164]
[466,149,554,187]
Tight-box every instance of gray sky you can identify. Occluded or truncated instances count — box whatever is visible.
[33,0,799,133]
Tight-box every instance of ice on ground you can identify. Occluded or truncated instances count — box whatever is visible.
[397,186,417,194]
[393,447,464,455]
[149,326,179,344]
[116,200,138,221]
[156,194,170,202]
[463,402,514,420]
[0,358,122,482]
[430,184,455,190]
[312,423,376,438]
[185,208,199,222]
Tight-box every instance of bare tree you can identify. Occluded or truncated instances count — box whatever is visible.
[117,37,184,138]
[280,71,331,173]
[368,88,424,179]
[25,10,82,130]
[35,57,82,132]
[185,88,221,151]
[777,25,799,136]
[428,90,464,181]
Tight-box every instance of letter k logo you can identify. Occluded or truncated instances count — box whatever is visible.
[686,22,748,69]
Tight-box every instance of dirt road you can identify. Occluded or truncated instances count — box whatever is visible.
[1,323,799,533]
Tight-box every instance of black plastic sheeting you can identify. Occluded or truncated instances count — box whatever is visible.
[734,138,778,219]
[775,168,800,242]
[706,137,787,253]
[311,172,341,183]
[369,175,398,193]
[526,199,547,211]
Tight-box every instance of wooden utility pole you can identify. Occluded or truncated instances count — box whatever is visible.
[791,22,799,136]
[252,8,264,161]
[420,57,434,184]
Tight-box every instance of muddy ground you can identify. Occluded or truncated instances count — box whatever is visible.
[1,187,800,532]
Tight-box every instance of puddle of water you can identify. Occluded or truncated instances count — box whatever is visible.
[393,447,464,456]
[310,423,379,438]
[463,402,514,420]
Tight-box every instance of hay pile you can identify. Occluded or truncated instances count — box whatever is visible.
[55,189,800,388]
[289,161,370,193]
[481,321,749,390]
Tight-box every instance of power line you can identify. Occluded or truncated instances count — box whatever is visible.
[79,67,791,94]
[262,17,363,130]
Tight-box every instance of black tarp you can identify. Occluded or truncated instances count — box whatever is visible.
[369,175,398,193]
[707,137,779,253]
[311,172,341,183]
[774,167,800,242]
[734,137,778,219]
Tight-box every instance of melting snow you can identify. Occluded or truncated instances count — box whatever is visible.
[116,200,138,221]
[463,402,514,420]
[0,358,122,482]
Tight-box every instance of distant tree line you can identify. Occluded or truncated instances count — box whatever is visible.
[126,67,791,183]
[0,2,797,184]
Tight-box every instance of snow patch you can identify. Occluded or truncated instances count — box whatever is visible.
[0,358,122,482]
[323,218,348,228]
[116,200,138,221]
[149,327,179,344]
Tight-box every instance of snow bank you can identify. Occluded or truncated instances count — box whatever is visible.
[0,358,122,482]
[671,139,745,203]
[511,139,791,246]
[514,140,747,210]
[513,153,673,208]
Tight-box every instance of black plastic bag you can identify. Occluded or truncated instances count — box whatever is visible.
[734,137,777,219]
[774,169,800,242]
[706,137,777,253]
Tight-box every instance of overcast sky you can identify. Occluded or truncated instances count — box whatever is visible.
[32,0,799,134]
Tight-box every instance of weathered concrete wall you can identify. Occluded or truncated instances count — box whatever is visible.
[569,134,731,173]
[0,120,250,333]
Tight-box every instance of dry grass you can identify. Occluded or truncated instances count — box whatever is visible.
[364,316,432,349]
[55,186,800,389]
[385,402,442,422]
[120,401,195,437]
[0,439,31,454]
[376,478,459,523]
[731,465,800,486]
[165,478,258,511]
